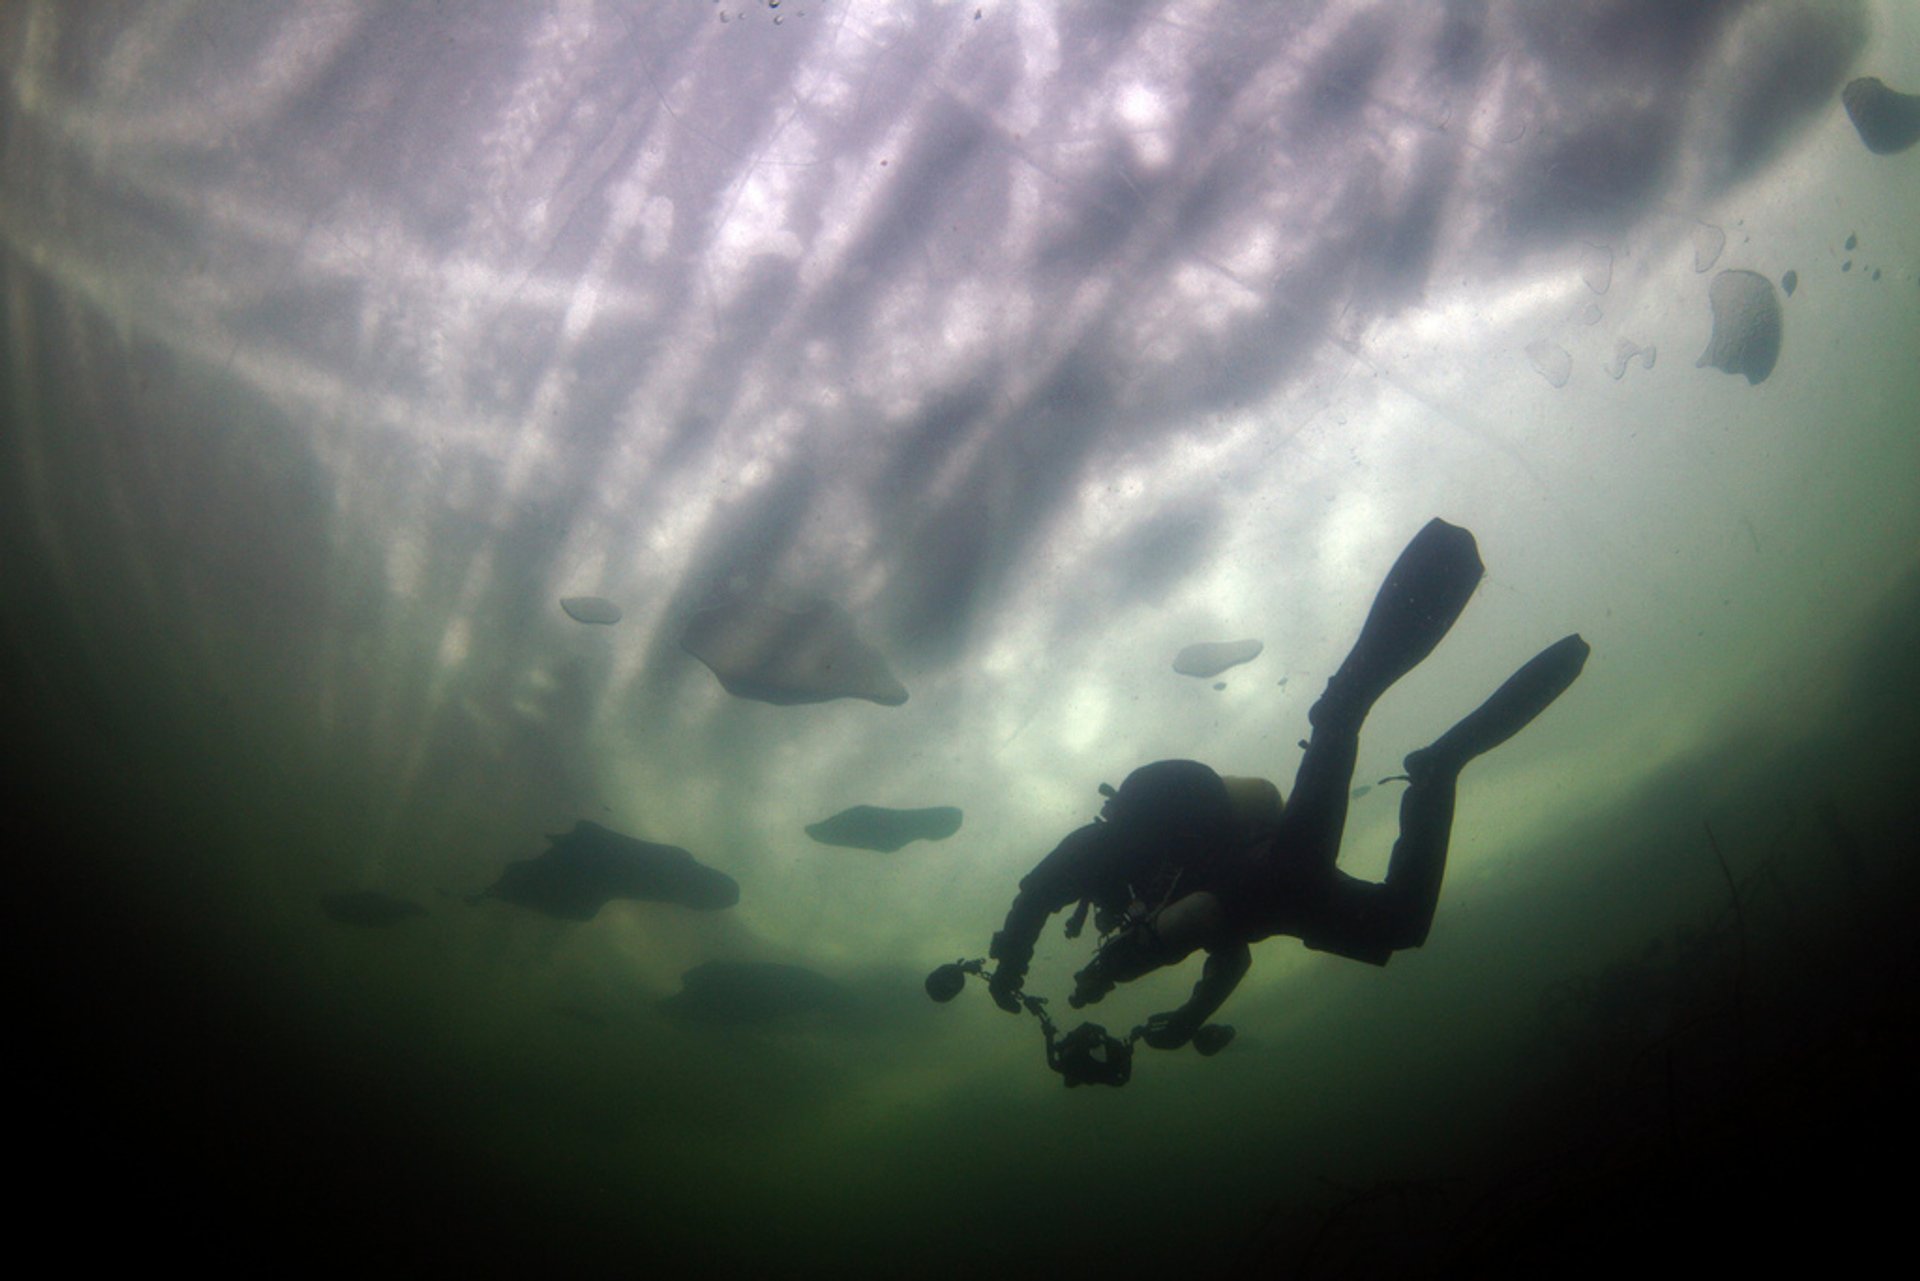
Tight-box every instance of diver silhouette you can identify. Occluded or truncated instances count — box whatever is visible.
[965,518,1589,1070]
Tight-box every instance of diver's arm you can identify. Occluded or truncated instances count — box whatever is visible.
[1190,941,1252,1024]
[1143,941,1250,1048]
[988,888,1057,1001]
[1068,888,1229,1010]
[989,823,1109,1009]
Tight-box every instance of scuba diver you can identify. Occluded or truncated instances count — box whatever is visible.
[927,518,1590,1086]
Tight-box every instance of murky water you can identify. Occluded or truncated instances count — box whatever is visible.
[7,3,1917,1273]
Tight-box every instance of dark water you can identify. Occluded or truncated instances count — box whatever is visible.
[7,4,1918,1275]
[16,560,1917,1275]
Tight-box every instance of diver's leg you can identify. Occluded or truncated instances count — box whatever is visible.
[1371,766,1459,949]
[1374,633,1591,950]
[1282,519,1486,875]
[1276,704,1362,877]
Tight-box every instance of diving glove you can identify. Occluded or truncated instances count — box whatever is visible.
[1139,1009,1198,1050]
[988,968,1025,1014]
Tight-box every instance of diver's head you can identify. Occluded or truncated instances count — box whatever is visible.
[1101,759,1234,856]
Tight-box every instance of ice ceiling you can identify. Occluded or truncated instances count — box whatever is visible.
[5,0,1918,1267]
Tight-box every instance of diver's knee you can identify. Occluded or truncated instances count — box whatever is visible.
[1383,903,1435,952]
[1352,885,1435,956]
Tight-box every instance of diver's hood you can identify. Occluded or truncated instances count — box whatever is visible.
[1103,759,1234,849]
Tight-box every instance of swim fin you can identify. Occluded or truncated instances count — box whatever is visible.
[1410,633,1590,777]
[1315,518,1485,724]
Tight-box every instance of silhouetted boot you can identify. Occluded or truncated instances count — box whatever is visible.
[1404,633,1591,782]
[1311,518,1485,728]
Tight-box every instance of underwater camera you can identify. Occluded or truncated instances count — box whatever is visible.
[925,956,1230,1087]
[1048,1021,1133,1088]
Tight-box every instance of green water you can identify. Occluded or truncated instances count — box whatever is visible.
[7,3,1918,1275]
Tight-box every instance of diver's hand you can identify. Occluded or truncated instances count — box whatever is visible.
[1068,957,1116,1009]
[1139,1009,1197,1051]
[988,970,1025,1014]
